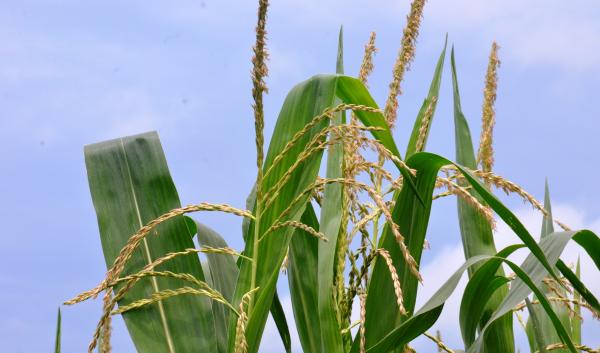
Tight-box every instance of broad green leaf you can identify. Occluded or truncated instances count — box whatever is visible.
[228,75,338,353]
[228,74,416,353]
[526,182,570,353]
[288,204,322,353]
[451,47,514,353]
[317,25,345,353]
[405,36,447,159]
[85,132,216,352]
[54,307,61,353]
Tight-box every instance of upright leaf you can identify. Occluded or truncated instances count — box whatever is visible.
[526,298,549,353]
[229,74,415,353]
[526,182,571,353]
[288,204,322,352]
[195,223,238,353]
[451,47,514,353]
[228,75,339,353]
[352,152,446,352]
[572,258,582,344]
[317,25,345,353]
[406,37,447,159]
[54,308,61,353]
[85,132,216,352]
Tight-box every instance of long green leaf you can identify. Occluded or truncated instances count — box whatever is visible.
[451,47,514,353]
[195,222,238,353]
[228,75,339,353]
[526,182,571,353]
[229,74,416,353]
[351,152,446,353]
[572,258,582,345]
[54,307,61,353]
[526,297,549,353]
[288,204,322,352]
[270,291,293,353]
[317,26,346,353]
[405,37,447,159]
[85,131,216,352]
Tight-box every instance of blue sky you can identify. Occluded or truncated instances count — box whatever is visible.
[1,0,599,352]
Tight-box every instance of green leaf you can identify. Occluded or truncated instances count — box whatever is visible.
[526,182,571,353]
[363,245,523,353]
[405,36,447,159]
[351,150,587,353]
[467,231,589,353]
[270,291,293,353]
[229,74,416,353]
[572,258,582,344]
[85,131,216,352]
[352,152,446,353]
[228,75,339,353]
[336,76,422,202]
[459,246,514,348]
[451,47,514,353]
[366,225,597,353]
[317,26,346,353]
[196,223,238,353]
[288,204,322,353]
[196,220,292,353]
[54,307,61,353]
[526,297,549,353]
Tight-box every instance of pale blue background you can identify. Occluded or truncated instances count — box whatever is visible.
[1,1,599,352]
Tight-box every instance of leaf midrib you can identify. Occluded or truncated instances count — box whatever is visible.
[120,139,176,353]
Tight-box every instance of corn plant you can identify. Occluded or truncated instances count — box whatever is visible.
[64,0,600,352]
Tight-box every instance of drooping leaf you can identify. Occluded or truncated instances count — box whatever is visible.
[451,47,514,353]
[466,230,595,353]
[363,245,523,353]
[366,225,598,353]
[85,131,216,352]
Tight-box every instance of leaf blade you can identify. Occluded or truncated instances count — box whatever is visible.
[85,131,216,352]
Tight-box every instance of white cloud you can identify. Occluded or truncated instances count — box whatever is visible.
[425,0,600,73]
